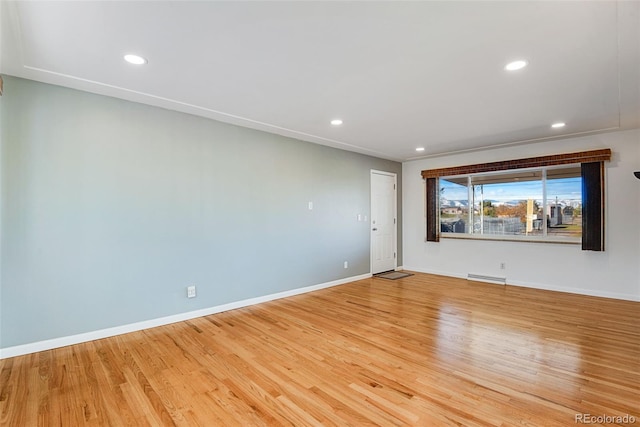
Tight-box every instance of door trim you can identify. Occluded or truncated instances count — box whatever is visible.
[370,170,398,274]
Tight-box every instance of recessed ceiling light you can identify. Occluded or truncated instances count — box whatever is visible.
[416,147,425,152]
[124,54,147,65]
[504,60,528,71]
[551,122,566,128]
[330,119,343,126]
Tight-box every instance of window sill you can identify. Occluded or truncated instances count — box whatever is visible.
[440,233,580,245]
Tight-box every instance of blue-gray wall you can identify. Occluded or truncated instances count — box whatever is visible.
[0,76,402,348]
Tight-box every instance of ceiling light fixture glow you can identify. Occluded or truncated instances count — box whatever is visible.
[416,147,425,152]
[330,119,343,126]
[504,60,528,71]
[124,54,147,65]
[551,122,566,128]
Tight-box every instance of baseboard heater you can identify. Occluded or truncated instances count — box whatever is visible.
[467,273,506,285]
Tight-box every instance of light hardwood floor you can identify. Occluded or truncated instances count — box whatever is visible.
[1,273,639,426]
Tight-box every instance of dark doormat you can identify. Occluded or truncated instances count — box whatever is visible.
[374,271,414,280]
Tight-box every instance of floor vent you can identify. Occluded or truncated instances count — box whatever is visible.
[467,274,506,285]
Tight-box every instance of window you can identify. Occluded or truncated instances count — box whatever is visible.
[439,165,582,242]
[422,149,611,250]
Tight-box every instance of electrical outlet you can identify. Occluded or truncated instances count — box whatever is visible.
[344,261,348,269]
[500,262,506,270]
[187,285,196,298]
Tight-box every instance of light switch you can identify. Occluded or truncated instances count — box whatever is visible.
[187,285,196,298]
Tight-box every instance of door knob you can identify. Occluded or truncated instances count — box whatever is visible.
[372,228,378,231]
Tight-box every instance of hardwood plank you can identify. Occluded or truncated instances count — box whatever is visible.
[1,272,638,425]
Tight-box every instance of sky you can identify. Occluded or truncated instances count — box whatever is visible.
[441,177,582,203]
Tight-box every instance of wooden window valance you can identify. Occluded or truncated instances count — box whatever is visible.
[421,149,611,179]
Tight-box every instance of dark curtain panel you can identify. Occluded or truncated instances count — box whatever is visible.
[426,177,439,242]
[581,162,604,251]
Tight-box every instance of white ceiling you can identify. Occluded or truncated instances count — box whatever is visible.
[2,1,639,161]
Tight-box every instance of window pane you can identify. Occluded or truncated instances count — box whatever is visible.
[440,177,469,234]
[546,166,582,239]
[471,171,543,236]
[438,166,583,242]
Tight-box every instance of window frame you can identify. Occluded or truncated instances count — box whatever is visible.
[422,149,611,250]
[438,164,583,244]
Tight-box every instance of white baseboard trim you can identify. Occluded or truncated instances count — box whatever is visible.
[507,279,640,302]
[402,266,467,280]
[404,265,640,302]
[0,272,372,360]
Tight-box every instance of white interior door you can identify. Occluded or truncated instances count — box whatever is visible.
[371,171,397,274]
